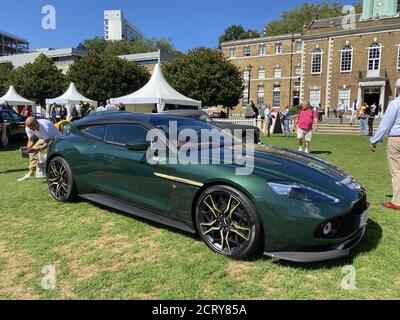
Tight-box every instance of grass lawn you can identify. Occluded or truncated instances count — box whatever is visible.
[0,134,399,300]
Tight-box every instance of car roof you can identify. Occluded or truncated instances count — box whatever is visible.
[159,109,209,117]
[72,111,207,127]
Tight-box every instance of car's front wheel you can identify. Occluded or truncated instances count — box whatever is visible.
[47,157,77,202]
[195,185,262,259]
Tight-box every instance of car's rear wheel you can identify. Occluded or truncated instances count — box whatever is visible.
[0,129,10,148]
[47,157,77,202]
[195,185,262,259]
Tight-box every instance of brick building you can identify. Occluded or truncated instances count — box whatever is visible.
[221,0,400,114]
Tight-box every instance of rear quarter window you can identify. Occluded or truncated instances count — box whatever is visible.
[79,125,106,140]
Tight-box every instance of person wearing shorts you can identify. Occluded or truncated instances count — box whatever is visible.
[295,101,318,153]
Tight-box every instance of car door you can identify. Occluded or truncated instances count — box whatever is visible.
[93,123,169,213]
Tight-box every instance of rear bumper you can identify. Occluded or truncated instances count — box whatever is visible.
[264,226,366,263]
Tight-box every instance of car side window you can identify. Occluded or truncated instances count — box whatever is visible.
[104,124,149,146]
[80,125,106,140]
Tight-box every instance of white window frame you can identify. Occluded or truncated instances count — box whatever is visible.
[311,48,323,75]
[275,42,283,55]
[243,70,250,81]
[340,45,353,73]
[368,42,381,71]
[257,85,265,106]
[296,41,303,53]
[242,87,249,108]
[397,45,400,70]
[258,67,265,80]
[259,44,266,56]
[338,88,351,109]
[243,46,251,57]
[274,67,282,78]
[228,48,236,58]
[295,66,301,77]
[272,86,281,108]
[309,89,321,108]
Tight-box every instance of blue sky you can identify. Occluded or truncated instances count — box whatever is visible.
[3,0,343,52]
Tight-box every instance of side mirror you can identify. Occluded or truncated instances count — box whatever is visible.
[126,141,151,152]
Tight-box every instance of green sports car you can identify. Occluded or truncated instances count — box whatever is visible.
[46,112,369,263]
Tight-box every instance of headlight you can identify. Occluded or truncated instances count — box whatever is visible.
[267,180,339,203]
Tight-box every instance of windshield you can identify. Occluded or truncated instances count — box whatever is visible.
[149,116,240,149]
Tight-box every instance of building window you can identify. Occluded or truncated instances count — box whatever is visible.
[257,85,265,106]
[311,48,323,74]
[259,44,266,55]
[338,88,351,108]
[243,70,250,81]
[368,42,381,71]
[309,89,321,108]
[243,87,249,107]
[274,67,282,78]
[243,46,250,57]
[275,42,283,54]
[295,66,301,77]
[273,85,281,108]
[258,67,265,79]
[228,48,236,58]
[296,41,303,52]
[340,45,353,72]
[397,46,400,70]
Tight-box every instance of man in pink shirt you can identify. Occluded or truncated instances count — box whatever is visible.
[294,101,319,153]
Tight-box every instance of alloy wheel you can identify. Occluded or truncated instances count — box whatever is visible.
[198,191,252,255]
[48,160,70,200]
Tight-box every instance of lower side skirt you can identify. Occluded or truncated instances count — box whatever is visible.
[80,193,196,234]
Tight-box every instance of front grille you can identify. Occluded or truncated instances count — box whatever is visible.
[315,195,368,239]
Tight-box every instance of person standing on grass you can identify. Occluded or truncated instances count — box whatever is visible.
[263,105,273,137]
[18,117,61,182]
[281,105,291,138]
[367,103,377,137]
[294,101,318,153]
[370,95,400,211]
[317,103,324,122]
[358,103,368,136]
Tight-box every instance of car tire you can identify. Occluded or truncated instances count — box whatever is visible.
[0,130,10,148]
[47,156,77,202]
[195,185,263,260]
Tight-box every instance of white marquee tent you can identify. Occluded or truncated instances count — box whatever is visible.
[46,82,97,118]
[0,85,35,106]
[111,64,201,112]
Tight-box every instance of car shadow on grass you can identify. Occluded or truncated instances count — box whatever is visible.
[271,219,382,270]
[310,151,333,156]
[86,201,199,240]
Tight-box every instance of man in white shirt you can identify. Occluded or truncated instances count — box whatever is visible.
[18,117,61,181]
[371,95,400,210]
[349,99,359,126]
[105,100,116,111]
[338,100,347,124]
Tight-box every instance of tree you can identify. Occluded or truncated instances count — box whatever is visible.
[77,37,182,57]
[219,25,260,44]
[67,52,150,103]
[264,1,363,36]
[0,63,14,96]
[11,54,66,105]
[163,47,243,108]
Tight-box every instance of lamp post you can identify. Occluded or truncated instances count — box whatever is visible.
[246,64,253,106]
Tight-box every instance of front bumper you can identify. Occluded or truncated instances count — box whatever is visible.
[264,225,366,263]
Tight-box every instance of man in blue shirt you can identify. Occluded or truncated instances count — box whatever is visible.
[371,95,400,211]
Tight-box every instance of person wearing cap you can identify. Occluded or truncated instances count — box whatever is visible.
[371,95,400,211]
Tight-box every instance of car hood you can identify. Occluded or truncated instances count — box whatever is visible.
[229,144,363,200]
